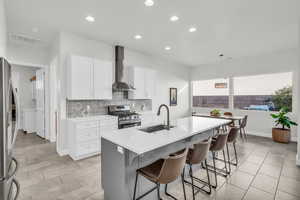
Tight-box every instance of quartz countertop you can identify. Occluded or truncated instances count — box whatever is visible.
[101,116,230,155]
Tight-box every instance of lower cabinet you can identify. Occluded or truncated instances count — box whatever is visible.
[67,116,118,160]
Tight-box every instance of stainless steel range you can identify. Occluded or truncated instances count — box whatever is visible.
[108,105,141,129]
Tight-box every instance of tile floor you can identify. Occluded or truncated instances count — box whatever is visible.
[14,132,300,200]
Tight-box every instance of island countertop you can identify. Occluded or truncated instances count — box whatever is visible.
[101,116,230,155]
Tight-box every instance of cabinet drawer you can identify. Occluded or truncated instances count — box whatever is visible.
[76,127,99,141]
[76,140,99,156]
[76,121,99,129]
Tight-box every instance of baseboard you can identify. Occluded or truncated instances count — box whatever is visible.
[57,149,69,156]
[247,131,297,142]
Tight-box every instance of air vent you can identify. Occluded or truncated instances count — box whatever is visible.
[9,33,42,44]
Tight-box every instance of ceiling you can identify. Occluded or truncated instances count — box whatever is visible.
[5,0,300,67]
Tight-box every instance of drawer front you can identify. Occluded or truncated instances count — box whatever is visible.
[76,121,99,129]
[76,127,99,141]
[76,140,100,156]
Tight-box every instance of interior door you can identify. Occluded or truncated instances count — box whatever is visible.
[36,69,45,138]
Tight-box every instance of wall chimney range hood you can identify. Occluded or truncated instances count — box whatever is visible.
[112,46,135,91]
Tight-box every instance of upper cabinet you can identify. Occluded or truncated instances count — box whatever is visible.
[93,59,113,99]
[127,66,156,99]
[67,55,113,100]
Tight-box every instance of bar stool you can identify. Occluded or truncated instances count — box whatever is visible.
[184,138,212,200]
[133,148,188,200]
[207,133,229,188]
[225,127,239,173]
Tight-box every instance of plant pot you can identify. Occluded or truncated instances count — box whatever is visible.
[272,128,290,143]
[210,112,220,117]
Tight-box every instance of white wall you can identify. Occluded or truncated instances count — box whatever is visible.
[56,32,191,154]
[191,49,299,141]
[7,42,50,67]
[0,0,7,57]
[11,65,39,109]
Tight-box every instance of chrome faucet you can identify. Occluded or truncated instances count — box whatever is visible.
[157,104,170,130]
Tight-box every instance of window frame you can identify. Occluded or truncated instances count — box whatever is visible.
[192,72,293,112]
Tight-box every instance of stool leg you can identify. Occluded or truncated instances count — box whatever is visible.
[222,150,228,175]
[212,152,218,188]
[205,159,212,194]
[133,173,139,200]
[226,143,231,173]
[189,164,196,200]
[157,183,161,200]
[233,142,238,166]
[181,172,187,200]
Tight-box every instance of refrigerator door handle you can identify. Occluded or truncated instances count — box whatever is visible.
[10,82,19,150]
[8,178,20,200]
[7,157,18,180]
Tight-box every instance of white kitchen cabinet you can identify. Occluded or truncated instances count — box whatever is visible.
[67,55,113,100]
[67,55,94,99]
[93,59,113,99]
[127,66,156,99]
[144,69,156,99]
[67,116,118,160]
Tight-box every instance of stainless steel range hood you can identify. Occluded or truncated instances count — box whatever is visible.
[112,46,135,91]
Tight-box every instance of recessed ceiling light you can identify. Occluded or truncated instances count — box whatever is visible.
[165,46,171,51]
[189,27,197,33]
[134,35,142,40]
[144,0,154,7]
[170,16,179,22]
[85,15,95,22]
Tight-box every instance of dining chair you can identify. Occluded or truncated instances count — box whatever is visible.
[237,115,248,139]
[224,112,235,128]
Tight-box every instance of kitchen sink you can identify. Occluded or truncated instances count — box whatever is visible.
[139,124,175,133]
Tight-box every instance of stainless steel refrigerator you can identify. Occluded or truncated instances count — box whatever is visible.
[0,57,20,200]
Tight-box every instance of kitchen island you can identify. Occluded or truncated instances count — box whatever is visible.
[101,116,230,200]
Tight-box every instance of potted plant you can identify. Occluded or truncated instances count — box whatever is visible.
[271,107,298,143]
[210,109,221,117]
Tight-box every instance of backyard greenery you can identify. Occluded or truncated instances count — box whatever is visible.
[271,107,297,130]
[271,86,292,112]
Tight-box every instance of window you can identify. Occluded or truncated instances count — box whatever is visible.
[193,78,229,108]
[233,72,293,112]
